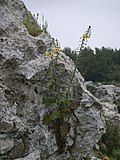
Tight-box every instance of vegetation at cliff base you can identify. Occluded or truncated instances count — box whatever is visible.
[98,122,120,160]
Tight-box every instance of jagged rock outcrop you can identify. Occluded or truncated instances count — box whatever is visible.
[85,81,120,121]
[86,81,120,159]
[0,0,106,160]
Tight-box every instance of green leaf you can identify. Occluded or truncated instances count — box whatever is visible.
[58,98,67,107]
[50,111,61,121]
[43,97,55,105]
[60,125,69,138]
[42,114,52,125]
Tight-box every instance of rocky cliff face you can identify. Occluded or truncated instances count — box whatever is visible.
[0,1,106,160]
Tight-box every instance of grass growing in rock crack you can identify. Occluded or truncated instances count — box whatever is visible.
[24,12,48,36]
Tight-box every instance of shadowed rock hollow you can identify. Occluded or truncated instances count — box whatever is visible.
[0,0,106,160]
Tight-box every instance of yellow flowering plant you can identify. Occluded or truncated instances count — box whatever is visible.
[45,39,61,58]
[77,26,91,53]
[82,33,90,39]
[42,27,91,153]
[45,51,54,58]
[54,47,59,53]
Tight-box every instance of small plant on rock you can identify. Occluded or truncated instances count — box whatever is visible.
[24,12,41,37]
[41,14,48,34]
[24,12,49,36]
[76,26,91,53]
[42,27,91,153]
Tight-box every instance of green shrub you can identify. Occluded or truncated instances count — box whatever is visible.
[99,122,120,160]
[102,123,120,152]
[24,12,41,37]
[110,149,120,160]
[112,82,120,87]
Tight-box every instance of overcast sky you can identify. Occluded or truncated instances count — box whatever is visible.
[22,0,120,50]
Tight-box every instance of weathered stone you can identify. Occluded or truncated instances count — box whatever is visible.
[15,150,41,160]
[85,81,120,120]
[0,134,14,155]
[8,139,25,159]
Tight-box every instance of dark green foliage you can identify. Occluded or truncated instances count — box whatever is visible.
[110,149,120,160]
[42,111,61,125]
[100,122,120,160]
[102,124,120,153]
[63,47,77,62]
[63,47,120,84]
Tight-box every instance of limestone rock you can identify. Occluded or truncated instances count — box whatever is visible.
[85,81,120,121]
[0,0,106,160]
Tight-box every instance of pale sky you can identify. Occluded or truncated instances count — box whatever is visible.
[22,0,120,50]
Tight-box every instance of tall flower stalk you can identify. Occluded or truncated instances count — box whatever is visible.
[66,26,91,103]
[77,26,91,53]
[42,27,91,153]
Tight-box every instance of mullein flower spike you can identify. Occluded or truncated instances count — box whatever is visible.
[82,34,90,39]
[76,26,91,53]
[82,26,91,39]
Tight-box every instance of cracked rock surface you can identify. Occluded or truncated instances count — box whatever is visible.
[0,0,106,160]
[85,81,120,120]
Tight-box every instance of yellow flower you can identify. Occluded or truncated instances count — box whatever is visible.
[45,51,50,57]
[54,47,59,53]
[50,52,54,57]
[45,51,54,58]
[82,34,90,39]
